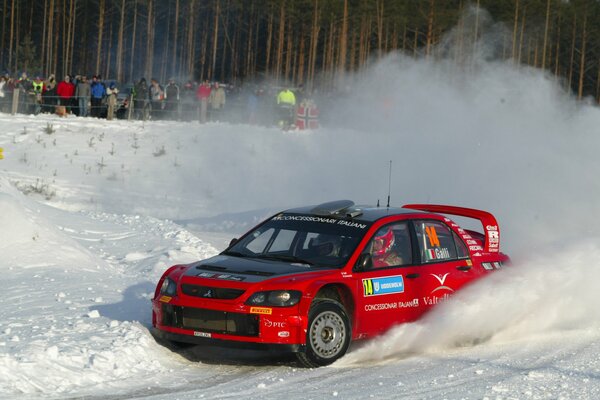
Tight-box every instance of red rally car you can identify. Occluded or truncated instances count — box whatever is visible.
[151,200,509,367]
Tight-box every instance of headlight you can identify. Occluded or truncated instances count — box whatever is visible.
[160,277,178,296]
[245,290,301,307]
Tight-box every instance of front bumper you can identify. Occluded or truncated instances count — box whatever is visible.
[151,327,303,352]
[151,298,307,351]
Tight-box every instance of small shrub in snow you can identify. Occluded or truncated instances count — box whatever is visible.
[44,123,55,135]
[153,146,166,157]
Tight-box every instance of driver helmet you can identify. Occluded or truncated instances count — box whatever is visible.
[311,234,341,257]
[373,228,395,256]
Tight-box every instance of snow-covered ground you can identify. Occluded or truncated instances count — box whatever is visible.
[2,54,600,399]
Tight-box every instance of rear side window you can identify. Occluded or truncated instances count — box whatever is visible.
[414,220,458,263]
[452,231,470,259]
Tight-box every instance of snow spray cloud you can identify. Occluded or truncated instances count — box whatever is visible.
[336,239,600,367]
[329,9,600,366]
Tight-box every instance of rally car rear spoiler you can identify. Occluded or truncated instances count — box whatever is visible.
[402,204,500,253]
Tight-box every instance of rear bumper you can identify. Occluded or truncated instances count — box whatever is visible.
[151,327,303,352]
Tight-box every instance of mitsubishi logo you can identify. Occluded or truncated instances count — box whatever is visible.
[203,289,214,298]
[430,273,454,293]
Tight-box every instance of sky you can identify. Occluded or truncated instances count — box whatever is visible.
[2,36,600,398]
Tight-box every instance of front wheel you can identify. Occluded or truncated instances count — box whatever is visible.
[296,300,351,368]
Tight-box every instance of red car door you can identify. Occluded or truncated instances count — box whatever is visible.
[353,221,427,338]
[412,219,480,312]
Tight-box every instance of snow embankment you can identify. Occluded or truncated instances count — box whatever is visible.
[0,177,220,398]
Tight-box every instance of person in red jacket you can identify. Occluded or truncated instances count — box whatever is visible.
[56,75,76,113]
[196,79,211,123]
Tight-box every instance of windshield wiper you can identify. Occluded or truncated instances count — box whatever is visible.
[255,254,314,266]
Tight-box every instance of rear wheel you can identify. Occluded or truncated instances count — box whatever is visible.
[297,300,351,368]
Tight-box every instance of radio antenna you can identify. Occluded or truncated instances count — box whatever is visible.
[387,160,392,208]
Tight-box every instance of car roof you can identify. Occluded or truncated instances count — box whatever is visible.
[284,200,420,223]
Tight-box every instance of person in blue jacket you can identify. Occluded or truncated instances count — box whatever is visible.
[90,75,106,118]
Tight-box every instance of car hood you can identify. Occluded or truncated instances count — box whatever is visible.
[183,254,334,283]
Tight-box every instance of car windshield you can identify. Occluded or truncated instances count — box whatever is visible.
[223,213,371,268]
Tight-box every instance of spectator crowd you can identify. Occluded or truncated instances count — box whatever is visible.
[0,71,320,129]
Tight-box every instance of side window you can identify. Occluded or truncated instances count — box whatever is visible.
[414,220,458,263]
[452,231,469,259]
[367,222,413,268]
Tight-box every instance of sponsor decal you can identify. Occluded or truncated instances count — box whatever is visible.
[462,234,473,239]
[194,331,212,338]
[364,299,419,311]
[427,247,451,260]
[272,214,368,229]
[466,239,478,245]
[159,296,172,303]
[362,275,405,297]
[425,226,441,247]
[469,245,483,251]
[423,293,452,305]
[264,319,287,328]
[278,331,290,338]
[250,307,272,315]
[488,231,499,239]
[430,273,454,293]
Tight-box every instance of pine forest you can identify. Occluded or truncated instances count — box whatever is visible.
[2,0,600,99]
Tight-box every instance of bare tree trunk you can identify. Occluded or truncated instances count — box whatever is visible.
[185,0,195,78]
[1,0,6,66]
[46,0,55,74]
[426,0,435,57]
[578,11,587,100]
[8,0,14,68]
[554,11,561,77]
[541,0,551,69]
[128,0,137,81]
[41,0,47,75]
[219,0,229,81]
[96,0,105,75]
[265,11,273,77]
[512,0,519,61]
[245,3,254,77]
[568,13,576,89]
[297,32,305,84]
[339,0,348,77]
[285,18,293,82]
[517,6,527,64]
[145,0,154,79]
[116,0,125,82]
[171,0,179,78]
[275,1,285,83]
[308,0,319,90]
[105,16,114,79]
[68,0,77,73]
[210,0,220,79]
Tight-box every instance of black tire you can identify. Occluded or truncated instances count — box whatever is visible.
[296,300,351,368]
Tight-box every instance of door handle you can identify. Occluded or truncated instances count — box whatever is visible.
[405,273,420,279]
[456,266,472,271]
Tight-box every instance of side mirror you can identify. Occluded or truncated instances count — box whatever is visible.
[229,238,238,248]
[353,253,372,272]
